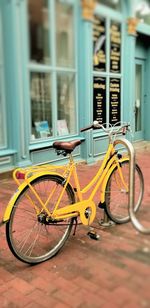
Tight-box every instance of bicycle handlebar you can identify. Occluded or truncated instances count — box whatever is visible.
[80,124,94,132]
[80,121,131,136]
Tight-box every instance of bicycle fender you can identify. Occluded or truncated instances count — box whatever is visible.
[3,189,23,222]
[100,157,129,204]
[3,171,74,222]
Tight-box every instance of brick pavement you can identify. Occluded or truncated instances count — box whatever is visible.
[0,143,150,308]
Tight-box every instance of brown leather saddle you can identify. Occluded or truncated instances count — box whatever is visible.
[53,140,81,154]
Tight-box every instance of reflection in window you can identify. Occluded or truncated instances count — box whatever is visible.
[57,73,76,136]
[30,72,52,140]
[56,0,74,68]
[28,0,50,64]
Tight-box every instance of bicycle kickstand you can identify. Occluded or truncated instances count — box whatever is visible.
[86,211,100,240]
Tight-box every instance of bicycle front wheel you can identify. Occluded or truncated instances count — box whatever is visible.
[6,174,75,264]
[105,160,144,224]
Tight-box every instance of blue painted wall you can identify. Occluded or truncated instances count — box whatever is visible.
[0,0,150,173]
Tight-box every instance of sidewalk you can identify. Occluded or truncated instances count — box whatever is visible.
[0,142,150,308]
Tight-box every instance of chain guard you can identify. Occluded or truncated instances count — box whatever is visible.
[79,201,96,225]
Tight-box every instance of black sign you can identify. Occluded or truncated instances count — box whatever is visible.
[110,22,121,73]
[93,16,106,72]
[93,77,106,124]
[109,78,120,125]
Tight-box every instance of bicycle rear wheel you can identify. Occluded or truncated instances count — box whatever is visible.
[6,174,75,264]
[105,160,144,224]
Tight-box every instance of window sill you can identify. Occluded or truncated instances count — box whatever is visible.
[29,136,85,152]
[0,149,17,157]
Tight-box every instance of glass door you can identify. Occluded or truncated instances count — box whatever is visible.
[134,59,145,141]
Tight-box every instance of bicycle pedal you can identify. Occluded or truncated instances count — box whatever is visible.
[87,231,100,240]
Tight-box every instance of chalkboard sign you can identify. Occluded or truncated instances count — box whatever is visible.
[93,16,106,72]
[109,78,120,125]
[93,77,106,124]
[110,22,121,73]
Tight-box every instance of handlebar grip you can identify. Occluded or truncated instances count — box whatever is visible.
[122,124,130,135]
[80,124,94,132]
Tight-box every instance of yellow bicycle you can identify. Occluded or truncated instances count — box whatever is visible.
[3,122,144,264]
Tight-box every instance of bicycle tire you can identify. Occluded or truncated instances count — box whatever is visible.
[6,174,75,264]
[105,160,144,224]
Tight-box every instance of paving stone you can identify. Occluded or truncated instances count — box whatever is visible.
[0,143,149,307]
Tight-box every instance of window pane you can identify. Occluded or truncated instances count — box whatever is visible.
[110,21,121,73]
[55,0,74,68]
[57,73,76,135]
[109,78,121,125]
[30,72,52,140]
[93,76,106,124]
[28,0,50,64]
[93,16,106,72]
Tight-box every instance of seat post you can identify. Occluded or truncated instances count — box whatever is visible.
[68,153,74,164]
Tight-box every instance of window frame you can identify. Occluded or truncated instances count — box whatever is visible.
[92,7,124,135]
[97,0,122,12]
[27,0,78,144]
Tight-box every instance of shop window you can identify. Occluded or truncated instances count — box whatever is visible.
[93,77,106,124]
[93,16,122,126]
[30,72,52,139]
[109,78,121,125]
[56,1,74,68]
[27,0,76,141]
[28,0,50,64]
[110,21,121,73]
[93,16,106,72]
[57,72,76,136]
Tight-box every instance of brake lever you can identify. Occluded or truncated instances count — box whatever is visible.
[122,127,127,135]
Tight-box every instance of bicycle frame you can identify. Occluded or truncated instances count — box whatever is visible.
[51,143,128,225]
[3,140,129,226]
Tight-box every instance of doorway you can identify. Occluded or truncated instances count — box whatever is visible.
[134,58,145,141]
[134,32,150,141]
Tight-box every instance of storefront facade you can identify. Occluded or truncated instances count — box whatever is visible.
[0,0,150,172]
